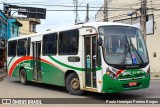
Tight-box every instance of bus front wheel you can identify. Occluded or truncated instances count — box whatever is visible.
[19,69,28,85]
[66,73,83,95]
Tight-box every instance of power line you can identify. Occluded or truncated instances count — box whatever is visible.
[108,0,140,8]
[2,2,160,16]
[1,1,74,4]
[0,3,86,8]
[3,1,160,8]
[0,2,147,9]
[1,3,160,12]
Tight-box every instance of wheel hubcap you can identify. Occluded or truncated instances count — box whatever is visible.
[71,78,80,90]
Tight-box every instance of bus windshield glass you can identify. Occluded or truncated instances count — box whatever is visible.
[99,26,149,65]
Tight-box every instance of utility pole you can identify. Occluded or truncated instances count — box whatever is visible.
[140,0,147,42]
[85,3,89,22]
[103,0,108,22]
[73,0,78,24]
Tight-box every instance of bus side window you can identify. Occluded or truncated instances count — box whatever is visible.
[17,39,27,56]
[59,29,79,55]
[43,33,57,55]
[8,40,17,56]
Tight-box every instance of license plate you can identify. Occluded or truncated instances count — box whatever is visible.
[129,82,137,86]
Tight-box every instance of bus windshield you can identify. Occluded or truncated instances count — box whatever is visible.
[99,26,149,66]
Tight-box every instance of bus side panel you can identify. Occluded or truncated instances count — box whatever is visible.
[49,65,65,86]
[41,61,51,84]
[8,56,20,78]
[43,55,83,87]
[40,56,65,86]
[26,60,34,81]
[11,66,20,78]
[11,59,33,81]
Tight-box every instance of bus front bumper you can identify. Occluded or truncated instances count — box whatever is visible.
[102,74,150,93]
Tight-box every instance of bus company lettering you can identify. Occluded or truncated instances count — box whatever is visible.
[122,70,144,76]
[19,63,30,67]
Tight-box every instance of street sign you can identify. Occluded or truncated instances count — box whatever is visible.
[3,4,46,19]
[18,7,46,19]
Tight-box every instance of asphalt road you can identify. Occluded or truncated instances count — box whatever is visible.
[0,77,160,107]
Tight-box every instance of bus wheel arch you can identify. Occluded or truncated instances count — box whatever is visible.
[65,70,84,95]
[19,67,28,85]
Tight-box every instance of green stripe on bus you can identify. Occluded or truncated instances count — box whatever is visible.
[96,67,102,71]
[8,56,15,67]
[48,56,85,71]
[48,56,102,72]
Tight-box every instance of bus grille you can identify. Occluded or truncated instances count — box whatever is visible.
[118,73,145,80]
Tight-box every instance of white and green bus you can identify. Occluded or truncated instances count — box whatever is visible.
[7,22,150,95]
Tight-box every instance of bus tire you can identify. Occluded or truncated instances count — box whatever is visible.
[19,69,28,85]
[66,73,84,95]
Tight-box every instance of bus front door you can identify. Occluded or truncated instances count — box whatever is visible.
[32,42,42,81]
[85,36,97,89]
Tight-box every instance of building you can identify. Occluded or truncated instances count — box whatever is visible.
[95,0,160,73]
[8,18,22,38]
[0,10,22,68]
[0,10,7,68]
[0,11,7,40]
[16,17,41,36]
[3,3,44,36]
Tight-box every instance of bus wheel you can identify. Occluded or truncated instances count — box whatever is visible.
[19,69,28,85]
[66,73,84,95]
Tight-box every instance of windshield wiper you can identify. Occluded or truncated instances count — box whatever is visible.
[120,43,144,67]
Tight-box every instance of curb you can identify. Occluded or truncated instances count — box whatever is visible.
[150,78,160,80]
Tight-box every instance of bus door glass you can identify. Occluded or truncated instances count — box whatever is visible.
[85,36,97,89]
[32,42,41,81]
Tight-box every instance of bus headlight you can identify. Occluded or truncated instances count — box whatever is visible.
[106,68,117,80]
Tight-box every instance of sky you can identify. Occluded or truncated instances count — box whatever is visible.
[0,0,104,32]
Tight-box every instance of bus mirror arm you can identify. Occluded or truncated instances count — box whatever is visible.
[98,37,103,46]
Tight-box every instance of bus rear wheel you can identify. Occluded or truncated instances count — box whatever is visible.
[66,73,84,95]
[19,69,28,85]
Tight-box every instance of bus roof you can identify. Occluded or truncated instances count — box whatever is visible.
[8,22,137,41]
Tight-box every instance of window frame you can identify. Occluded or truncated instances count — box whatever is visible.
[27,38,31,56]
